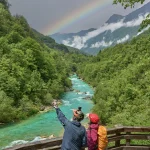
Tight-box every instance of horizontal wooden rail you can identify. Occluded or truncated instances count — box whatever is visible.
[108,146,150,150]
[4,138,62,150]
[107,126,150,134]
[107,126,150,150]
[108,134,150,141]
[4,126,150,150]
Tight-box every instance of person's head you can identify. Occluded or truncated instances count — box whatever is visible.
[73,107,84,122]
[88,113,100,124]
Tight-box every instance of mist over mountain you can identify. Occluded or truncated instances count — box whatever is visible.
[51,28,96,44]
[50,2,150,55]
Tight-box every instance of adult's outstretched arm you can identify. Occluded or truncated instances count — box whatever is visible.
[55,108,69,127]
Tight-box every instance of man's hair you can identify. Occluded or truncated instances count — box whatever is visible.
[73,107,85,122]
[76,112,84,122]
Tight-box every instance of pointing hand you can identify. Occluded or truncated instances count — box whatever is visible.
[52,100,58,108]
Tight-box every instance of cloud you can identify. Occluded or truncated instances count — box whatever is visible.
[116,35,130,44]
[137,25,150,36]
[62,38,70,45]
[83,13,148,41]
[62,36,87,49]
[125,14,149,27]
[91,34,130,48]
[91,41,113,48]
[62,13,149,49]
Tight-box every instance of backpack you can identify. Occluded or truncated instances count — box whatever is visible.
[87,124,108,150]
[97,125,108,150]
[87,124,99,150]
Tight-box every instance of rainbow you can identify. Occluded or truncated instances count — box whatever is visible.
[42,0,112,35]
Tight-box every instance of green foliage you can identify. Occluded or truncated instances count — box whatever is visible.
[113,0,145,8]
[140,14,150,31]
[0,3,72,123]
[44,93,53,105]
[32,29,69,53]
[0,91,16,123]
[0,3,12,36]
[77,29,150,127]
[7,31,23,44]
[14,15,34,38]
[0,0,10,9]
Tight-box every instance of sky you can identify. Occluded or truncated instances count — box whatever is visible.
[8,0,150,35]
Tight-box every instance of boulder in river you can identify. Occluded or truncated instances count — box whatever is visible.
[40,106,45,111]
[82,96,92,100]
[48,134,55,139]
[74,90,80,93]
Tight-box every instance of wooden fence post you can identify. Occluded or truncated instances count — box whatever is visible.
[115,132,120,147]
[126,132,131,146]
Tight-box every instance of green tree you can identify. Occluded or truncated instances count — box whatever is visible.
[0,0,10,9]
[0,2,73,123]
[77,29,150,126]
[0,91,16,123]
[113,0,145,8]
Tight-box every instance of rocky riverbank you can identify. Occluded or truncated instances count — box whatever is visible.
[39,100,62,113]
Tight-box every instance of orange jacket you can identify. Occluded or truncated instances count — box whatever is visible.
[97,126,108,150]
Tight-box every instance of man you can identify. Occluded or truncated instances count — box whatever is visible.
[52,101,87,150]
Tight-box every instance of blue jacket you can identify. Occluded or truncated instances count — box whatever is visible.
[55,108,87,150]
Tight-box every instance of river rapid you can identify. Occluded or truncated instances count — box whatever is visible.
[0,74,94,149]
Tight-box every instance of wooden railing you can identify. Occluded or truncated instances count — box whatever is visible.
[107,126,150,150]
[4,126,150,150]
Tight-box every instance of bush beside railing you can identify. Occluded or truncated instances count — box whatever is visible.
[4,126,150,150]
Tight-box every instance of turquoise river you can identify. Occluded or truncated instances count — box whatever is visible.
[0,75,94,149]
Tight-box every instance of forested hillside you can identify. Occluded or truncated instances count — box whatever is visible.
[32,29,70,53]
[0,2,74,123]
[77,29,150,126]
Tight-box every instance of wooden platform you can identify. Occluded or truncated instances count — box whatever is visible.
[4,126,150,150]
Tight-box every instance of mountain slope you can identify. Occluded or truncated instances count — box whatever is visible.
[32,29,69,53]
[106,14,124,24]
[77,27,150,126]
[51,28,96,44]
[33,29,83,53]
[50,2,150,55]
[0,2,73,123]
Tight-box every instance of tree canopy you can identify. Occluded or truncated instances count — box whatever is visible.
[77,29,150,127]
[0,2,73,123]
